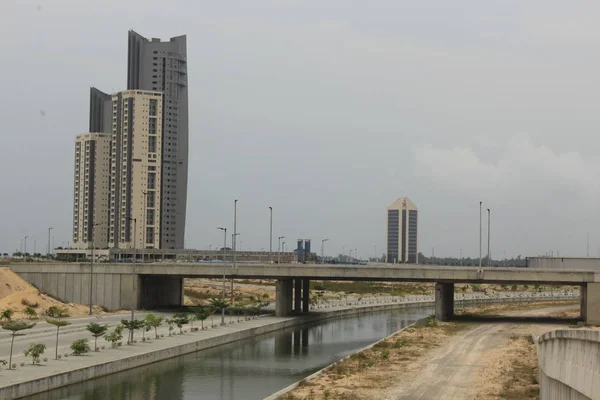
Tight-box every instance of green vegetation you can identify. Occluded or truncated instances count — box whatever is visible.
[121,319,145,343]
[189,307,212,329]
[172,313,190,334]
[104,324,124,348]
[144,315,164,339]
[2,321,35,369]
[0,309,14,322]
[24,306,37,319]
[70,338,91,355]
[45,306,69,318]
[86,322,108,351]
[24,343,46,365]
[46,318,71,359]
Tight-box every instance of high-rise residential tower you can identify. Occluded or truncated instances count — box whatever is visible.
[72,133,112,249]
[109,90,163,250]
[127,30,188,249]
[387,197,419,264]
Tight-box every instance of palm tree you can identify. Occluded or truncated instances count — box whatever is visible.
[2,321,35,368]
[86,322,108,351]
[1,309,14,322]
[46,319,71,360]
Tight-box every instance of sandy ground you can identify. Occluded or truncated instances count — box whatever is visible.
[0,268,106,319]
[183,278,275,306]
[284,302,584,400]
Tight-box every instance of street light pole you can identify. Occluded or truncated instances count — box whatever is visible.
[142,190,147,263]
[278,236,285,264]
[128,217,137,339]
[47,227,53,258]
[269,207,273,263]
[487,208,491,267]
[479,201,482,268]
[217,227,227,325]
[321,239,329,263]
[231,232,239,305]
[24,236,28,257]
[89,222,102,315]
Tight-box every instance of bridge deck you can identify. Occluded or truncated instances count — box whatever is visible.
[11,263,599,285]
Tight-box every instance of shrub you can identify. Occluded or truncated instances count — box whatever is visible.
[45,306,69,318]
[70,339,91,356]
[393,338,409,348]
[0,309,14,322]
[24,306,37,319]
[21,299,39,308]
[24,344,46,365]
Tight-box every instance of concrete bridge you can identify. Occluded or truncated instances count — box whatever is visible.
[9,263,600,323]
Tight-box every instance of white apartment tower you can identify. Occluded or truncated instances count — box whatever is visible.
[387,197,419,264]
[72,133,111,249]
[109,90,163,250]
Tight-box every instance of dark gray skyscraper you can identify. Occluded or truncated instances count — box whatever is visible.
[387,197,419,264]
[127,30,189,249]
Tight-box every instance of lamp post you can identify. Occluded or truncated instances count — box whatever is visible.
[142,190,147,263]
[231,232,239,305]
[349,249,353,262]
[282,242,286,258]
[479,201,482,268]
[278,236,285,264]
[24,236,28,258]
[89,222,103,315]
[217,227,227,325]
[128,217,137,334]
[355,248,358,262]
[47,227,53,258]
[487,208,491,267]
[269,207,273,264]
[321,239,329,263]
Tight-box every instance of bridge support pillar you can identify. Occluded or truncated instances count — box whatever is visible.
[276,278,294,317]
[302,279,310,313]
[583,282,600,325]
[435,282,454,321]
[294,279,302,313]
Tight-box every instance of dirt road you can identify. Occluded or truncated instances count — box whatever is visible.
[383,305,578,400]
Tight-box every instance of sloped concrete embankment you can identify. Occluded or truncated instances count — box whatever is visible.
[536,329,600,400]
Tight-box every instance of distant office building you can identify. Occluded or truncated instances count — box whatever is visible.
[387,197,418,264]
[127,30,189,250]
[72,133,111,249]
[109,90,163,250]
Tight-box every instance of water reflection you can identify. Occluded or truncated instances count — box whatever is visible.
[24,307,433,400]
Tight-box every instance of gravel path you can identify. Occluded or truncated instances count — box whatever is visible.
[384,304,578,400]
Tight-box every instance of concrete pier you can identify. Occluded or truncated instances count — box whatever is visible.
[435,282,454,321]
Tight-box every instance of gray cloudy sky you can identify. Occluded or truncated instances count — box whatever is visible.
[1,0,600,259]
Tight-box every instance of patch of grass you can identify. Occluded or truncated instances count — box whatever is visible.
[183,288,214,300]
[393,338,410,348]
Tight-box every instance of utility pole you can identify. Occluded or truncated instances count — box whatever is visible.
[479,201,482,268]
[24,236,28,257]
[128,217,137,341]
[217,227,226,325]
[47,227,53,258]
[232,200,238,306]
[278,236,285,264]
[321,239,329,263]
[269,206,273,263]
[487,208,491,267]
[587,232,590,257]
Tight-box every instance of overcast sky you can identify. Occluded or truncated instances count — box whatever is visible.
[1,0,600,259]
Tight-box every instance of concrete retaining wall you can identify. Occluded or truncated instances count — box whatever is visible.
[0,295,578,399]
[537,329,600,400]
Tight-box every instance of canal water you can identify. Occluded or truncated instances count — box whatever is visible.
[24,306,434,400]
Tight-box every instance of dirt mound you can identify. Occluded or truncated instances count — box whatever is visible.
[0,268,104,318]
